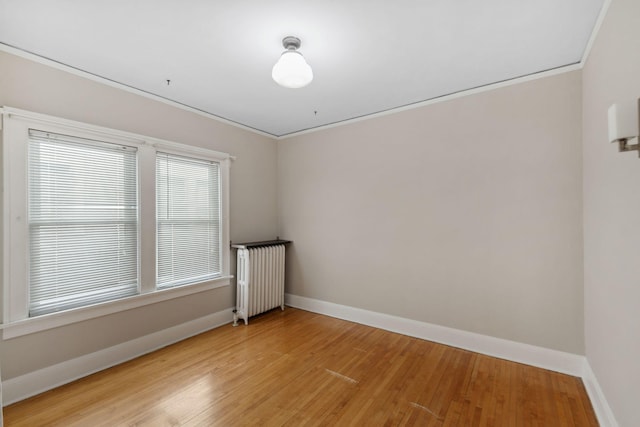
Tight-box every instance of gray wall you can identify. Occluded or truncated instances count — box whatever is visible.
[583,0,640,425]
[0,51,279,379]
[278,71,584,354]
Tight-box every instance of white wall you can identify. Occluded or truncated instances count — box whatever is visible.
[0,50,279,379]
[583,0,640,425]
[278,71,584,354]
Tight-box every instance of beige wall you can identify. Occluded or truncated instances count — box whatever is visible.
[278,71,584,354]
[9,18,636,418]
[0,51,279,379]
[583,0,640,425]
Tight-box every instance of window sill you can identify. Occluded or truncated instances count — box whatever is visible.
[1,276,232,340]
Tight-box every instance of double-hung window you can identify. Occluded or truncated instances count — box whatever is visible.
[156,153,221,289]
[2,108,231,337]
[28,130,139,316]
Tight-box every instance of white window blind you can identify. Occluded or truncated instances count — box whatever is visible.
[28,130,139,316]
[156,152,221,289]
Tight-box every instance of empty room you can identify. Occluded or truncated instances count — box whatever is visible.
[0,0,638,425]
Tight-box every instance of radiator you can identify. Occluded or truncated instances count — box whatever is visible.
[232,241,289,325]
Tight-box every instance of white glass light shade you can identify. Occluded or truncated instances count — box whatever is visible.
[608,103,639,143]
[272,50,313,88]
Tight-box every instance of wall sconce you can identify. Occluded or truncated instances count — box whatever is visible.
[608,100,640,158]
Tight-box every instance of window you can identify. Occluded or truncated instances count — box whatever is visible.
[2,107,231,337]
[28,130,139,316]
[156,153,221,288]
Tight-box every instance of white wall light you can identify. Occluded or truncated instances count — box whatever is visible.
[608,99,640,158]
[272,36,313,89]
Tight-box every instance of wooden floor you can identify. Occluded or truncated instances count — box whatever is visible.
[4,308,598,426]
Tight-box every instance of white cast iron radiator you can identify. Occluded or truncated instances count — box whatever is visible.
[232,240,290,325]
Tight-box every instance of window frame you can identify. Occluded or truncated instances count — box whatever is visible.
[1,107,232,339]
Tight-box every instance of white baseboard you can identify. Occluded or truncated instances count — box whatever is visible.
[285,293,584,376]
[2,307,234,406]
[3,297,619,427]
[582,359,619,427]
[285,293,622,426]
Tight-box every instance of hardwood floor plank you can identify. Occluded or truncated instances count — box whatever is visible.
[3,308,598,426]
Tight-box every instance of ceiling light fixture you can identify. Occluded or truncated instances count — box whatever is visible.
[272,36,313,89]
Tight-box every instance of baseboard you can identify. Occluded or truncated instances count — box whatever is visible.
[3,298,619,427]
[285,293,624,426]
[285,293,584,376]
[582,359,619,427]
[2,307,234,406]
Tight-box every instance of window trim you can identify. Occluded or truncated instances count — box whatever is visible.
[1,107,234,339]
[1,277,231,339]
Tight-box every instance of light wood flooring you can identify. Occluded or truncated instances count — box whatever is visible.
[4,308,598,426]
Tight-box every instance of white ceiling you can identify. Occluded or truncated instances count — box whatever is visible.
[0,0,604,137]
